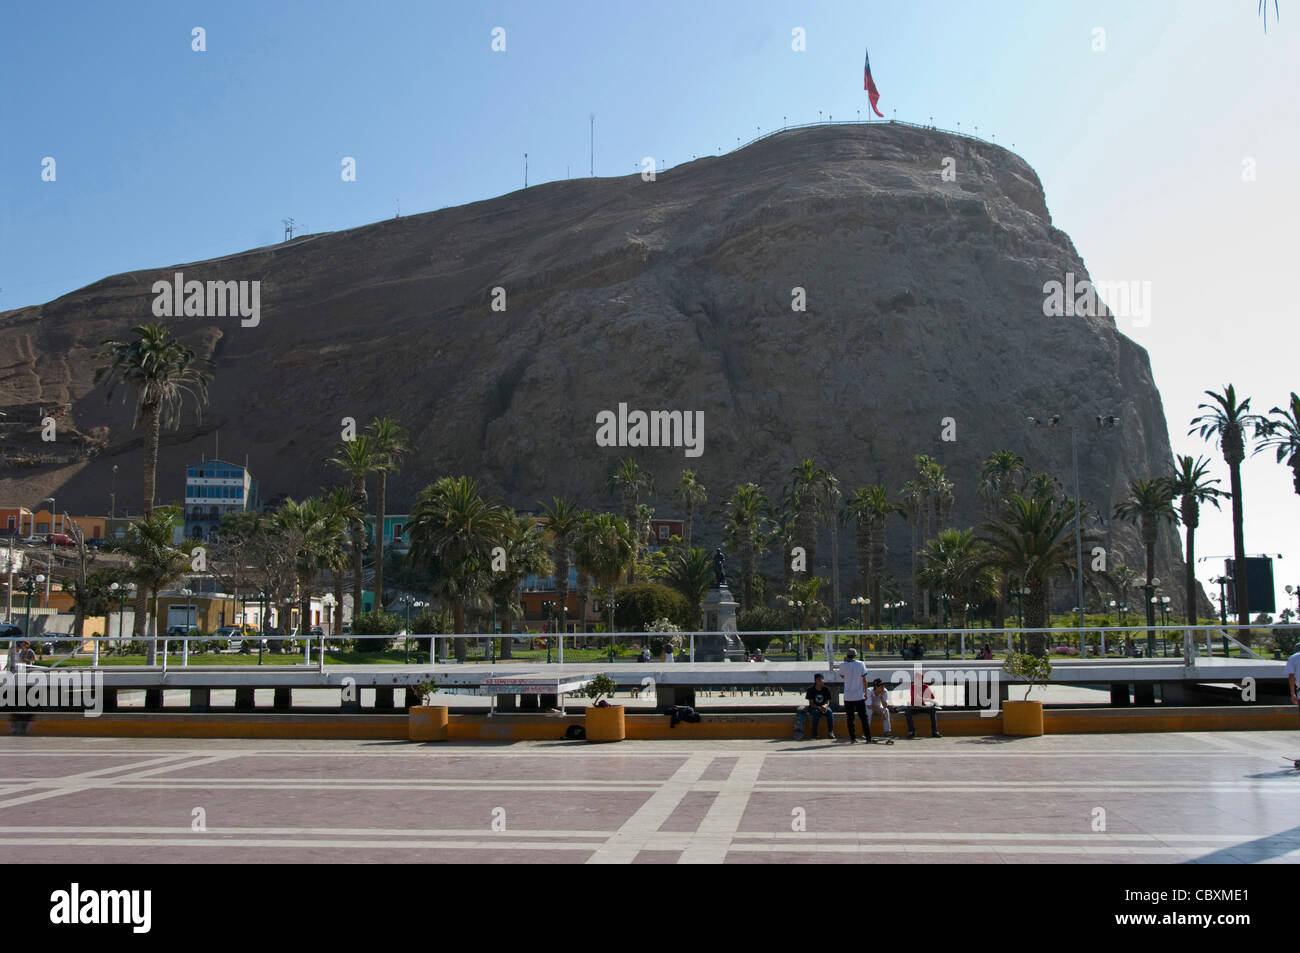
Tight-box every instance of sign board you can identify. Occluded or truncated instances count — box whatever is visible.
[1225,557,1276,615]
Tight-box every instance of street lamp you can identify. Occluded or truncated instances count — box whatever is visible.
[787,599,804,659]
[21,573,45,638]
[542,600,555,663]
[1136,576,1161,657]
[1027,413,1121,659]
[850,596,869,630]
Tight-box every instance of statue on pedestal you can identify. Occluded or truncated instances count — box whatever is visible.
[712,548,727,588]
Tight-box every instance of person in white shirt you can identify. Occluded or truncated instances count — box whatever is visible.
[839,648,871,744]
[662,644,675,663]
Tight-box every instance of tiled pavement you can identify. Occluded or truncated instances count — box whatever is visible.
[0,731,1298,864]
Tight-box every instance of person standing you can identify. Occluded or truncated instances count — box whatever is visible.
[839,648,871,744]
[1287,646,1300,721]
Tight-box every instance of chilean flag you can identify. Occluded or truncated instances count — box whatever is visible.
[863,47,883,117]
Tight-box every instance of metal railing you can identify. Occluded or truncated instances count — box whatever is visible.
[7,623,1290,672]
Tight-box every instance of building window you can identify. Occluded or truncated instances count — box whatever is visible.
[658,526,669,540]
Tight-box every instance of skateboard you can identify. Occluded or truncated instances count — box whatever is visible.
[793,708,808,741]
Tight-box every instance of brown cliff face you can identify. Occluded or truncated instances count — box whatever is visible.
[0,123,1189,610]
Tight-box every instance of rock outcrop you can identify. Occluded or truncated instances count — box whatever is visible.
[0,123,1190,610]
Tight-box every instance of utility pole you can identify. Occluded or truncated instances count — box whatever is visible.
[524,152,528,188]
[589,114,595,177]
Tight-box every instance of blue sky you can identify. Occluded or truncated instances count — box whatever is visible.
[2,0,1297,614]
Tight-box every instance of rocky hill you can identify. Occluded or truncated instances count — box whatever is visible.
[0,122,1191,610]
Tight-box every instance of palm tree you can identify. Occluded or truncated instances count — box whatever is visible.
[273,497,343,643]
[845,485,894,626]
[1165,456,1225,643]
[787,459,824,582]
[610,458,654,581]
[407,476,506,661]
[327,435,375,630]
[897,481,922,622]
[1256,392,1300,497]
[539,497,585,639]
[918,528,997,630]
[817,468,843,626]
[573,513,636,639]
[321,486,362,636]
[673,470,707,549]
[94,323,210,636]
[1191,385,1265,628]
[1027,472,1064,501]
[117,509,194,663]
[488,511,553,658]
[981,494,1082,656]
[1114,478,1177,657]
[660,547,714,627]
[723,483,771,612]
[978,450,1028,514]
[365,418,410,612]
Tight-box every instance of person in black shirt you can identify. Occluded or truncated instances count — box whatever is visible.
[804,674,835,740]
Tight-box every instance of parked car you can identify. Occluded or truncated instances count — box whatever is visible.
[86,538,112,549]
[310,626,325,636]
[166,624,200,638]
[213,625,242,650]
[44,533,76,547]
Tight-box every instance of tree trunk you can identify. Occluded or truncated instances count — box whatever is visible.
[374,471,387,612]
[1143,520,1158,657]
[1228,461,1249,629]
[453,599,467,661]
[135,403,161,640]
[829,515,841,627]
[299,571,311,652]
[351,475,365,631]
[1025,579,1048,656]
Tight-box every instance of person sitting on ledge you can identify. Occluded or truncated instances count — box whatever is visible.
[804,673,835,740]
[903,675,942,739]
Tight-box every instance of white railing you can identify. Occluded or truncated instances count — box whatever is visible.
[7,623,1291,672]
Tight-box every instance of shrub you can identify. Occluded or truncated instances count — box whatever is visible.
[1274,628,1300,656]
[740,633,773,656]
[584,673,619,704]
[351,610,403,651]
[737,606,786,632]
[1003,652,1053,701]
[613,582,691,632]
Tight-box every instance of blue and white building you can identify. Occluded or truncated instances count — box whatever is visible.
[184,459,259,541]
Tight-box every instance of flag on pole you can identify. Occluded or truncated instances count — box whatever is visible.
[863,47,883,117]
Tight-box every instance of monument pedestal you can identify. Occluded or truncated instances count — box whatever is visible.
[696,586,748,662]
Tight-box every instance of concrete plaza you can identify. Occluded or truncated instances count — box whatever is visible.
[0,731,1298,863]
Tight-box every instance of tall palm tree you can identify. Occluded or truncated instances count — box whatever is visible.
[723,483,771,612]
[94,324,210,636]
[1256,392,1300,497]
[845,485,894,626]
[117,508,194,663]
[978,450,1028,514]
[539,497,585,638]
[897,481,922,622]
[327,435,375,629]
[660,547,714,627]
[488,511,553,658]
[1113,478,1177,656]
[1191,385,1265,628]
[407,476,506,661]
[365,418,410,613]
[787,459,824,583]
[573,513,636,638]
[980,494,1082,656]
[1164,455,1225,656]
[673,470,707,549]
[610,458,654,581]
[817,468,843,626]
[273,497,342,643]
[1027,472,1064,501]
[321,486,361,636]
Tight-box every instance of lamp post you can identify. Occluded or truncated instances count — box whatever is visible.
[542,600,555,663]
[400,595,414,663]
[21,573,44,638]
[788,599,804,659]
[1211,574,1232,657]
[111,465,118,519]
[1028,414,1123,658]
[1136,575,1161,658]
[850,596,868,652]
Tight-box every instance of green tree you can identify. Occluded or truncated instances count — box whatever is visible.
[1114,478,1178,656]
[407,476,506,661]
[574,513,636,637]
[656,547,714,628]
[94,323,210,635]
[845,484,893,626]
[1256,392,1300,498]
[673,470,708,549]
[613,581,692,632]
[539,497,585,637]
[273,497,343,644]
[365,418,410,612]
[610,458,654,581]
[1191,384,1265,627]
[981,494,1082,656]
[978,450,1028,514]
[327,435,375,632]
[487,510,553,658]
[117,509,195,662]
[786,459,824,582]
[723,483,771,612]
[1165,455,1226,639]
[918,528,997,629]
